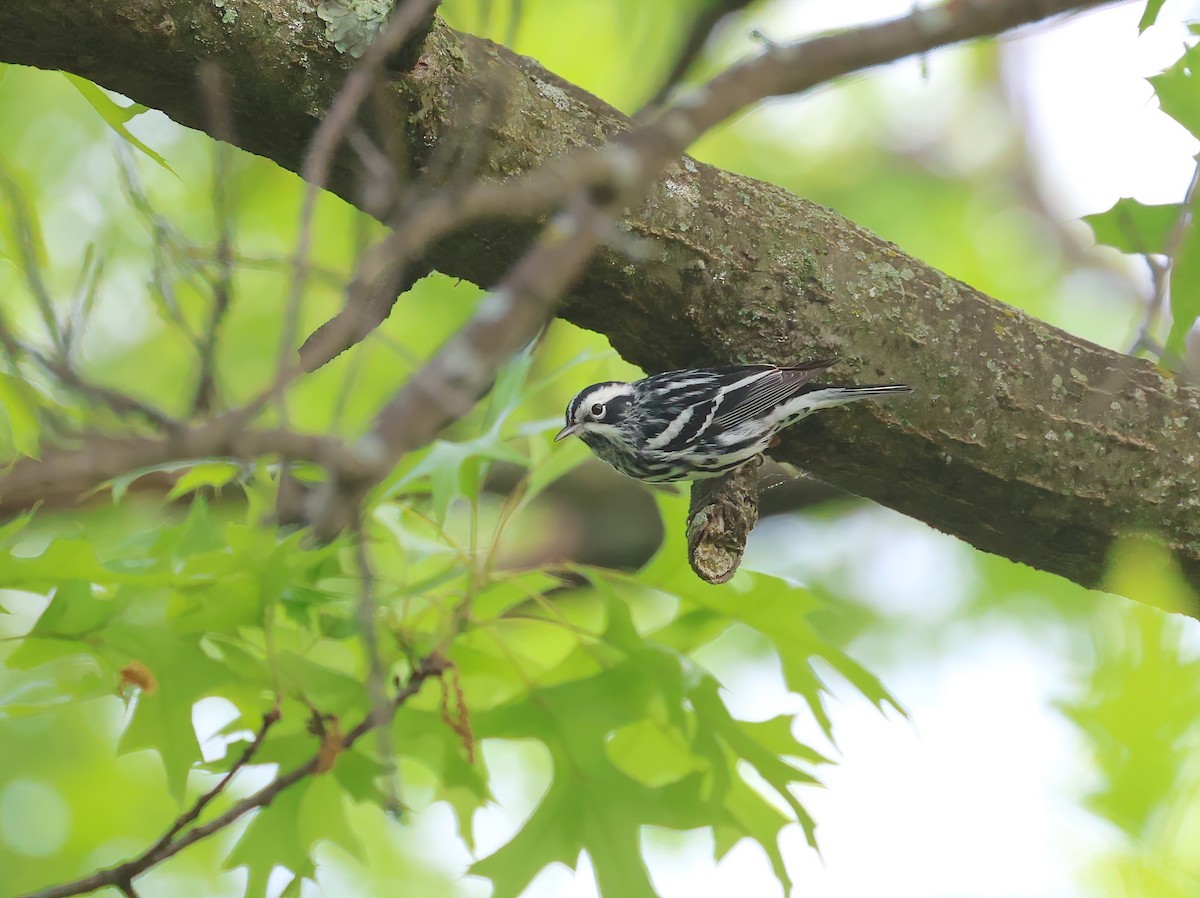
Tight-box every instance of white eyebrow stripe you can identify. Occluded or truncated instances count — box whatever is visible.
[590,384,634,404]
[574,384,633,420]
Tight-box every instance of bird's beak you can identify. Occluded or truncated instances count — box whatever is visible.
[554,424,581,442]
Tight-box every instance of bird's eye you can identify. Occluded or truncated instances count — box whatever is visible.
[590,402,605,417]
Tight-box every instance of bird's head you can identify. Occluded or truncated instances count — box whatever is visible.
[555,381,634,443]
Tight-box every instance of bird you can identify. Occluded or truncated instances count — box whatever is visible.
[554,358,913,483]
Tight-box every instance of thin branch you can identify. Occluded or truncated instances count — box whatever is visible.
[192,62,238,414]
[13,658,446,898]
[352,529,402,814]
[0,420,354,520]
[147,703,280,855]
[60,246,103,363]
[0,166,62,351]
[0,296,177,432]
[113,142,210,346]
[1131,154,1200,359]
[272,0,441,417]
[640,0,757,113]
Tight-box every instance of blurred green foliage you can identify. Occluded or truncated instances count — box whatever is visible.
[0,1,1198,897]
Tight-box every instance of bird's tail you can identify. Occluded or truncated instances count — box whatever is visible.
[803,383,914,410]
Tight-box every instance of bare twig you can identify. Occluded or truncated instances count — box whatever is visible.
[640,0,757,113]
[272,0,441,415]
[30,347,178,431]
[192,62,238,414]
[0,166,62,351]
[1131,155,1200,359]
[147,703,280,854]
[115,145,211,360]
[0,293,177,432]
[352,529,402,815]
[0,420,353,520]
[13,659,446,898]
[60,246,103,362]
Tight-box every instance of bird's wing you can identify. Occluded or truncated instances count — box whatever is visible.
[638,361,838,451]
[636,366,766,451]
[709,359,840,431]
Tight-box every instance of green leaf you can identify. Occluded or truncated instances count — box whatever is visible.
[274,651,368,715]
[1104,538,1198,615]
[0,540,129,590]
[110,621,231,802]
[0,372,42,459]
[519,433,591,508]
[166,461,242,500]
[224,780,317,897]
[1083,198,1182,255]
[18,580,120,641]
[471,591,827,898]
[0,656,111,719]
[299,774,364,862]
[471,662,668,898]
[62,73,177,176]
[96,460,201,504]
[1060,599,1200,839]
[483,340,537,432]
[0,163,47,274]
[1150,46,1200,141]
[0,506,36,550]
[642,494,902,732]
[605,718,710,787]
[1139,0,1167,32]
[386,435,527,524]
[393,706,491,848]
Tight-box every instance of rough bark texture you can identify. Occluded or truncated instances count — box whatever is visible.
[688,466,761,584]
[1,0,1198,603]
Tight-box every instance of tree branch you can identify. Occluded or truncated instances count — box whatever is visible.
[688,464,761,583]
[0,422,353,518]
[12,656,447,898]
[3,0,1198,607]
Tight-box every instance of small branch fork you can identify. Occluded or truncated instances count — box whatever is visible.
[12,656,448,898]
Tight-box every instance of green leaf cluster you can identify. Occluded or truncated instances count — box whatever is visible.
[1060,542,1200,897]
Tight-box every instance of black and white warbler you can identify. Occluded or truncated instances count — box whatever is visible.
[555,359,913,482]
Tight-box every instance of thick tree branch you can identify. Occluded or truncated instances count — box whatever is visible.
[2,0,1198,606]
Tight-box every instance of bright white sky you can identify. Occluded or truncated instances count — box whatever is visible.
[455,3,1200,898]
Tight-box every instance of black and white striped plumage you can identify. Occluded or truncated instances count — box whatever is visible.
[555,359,913,482]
